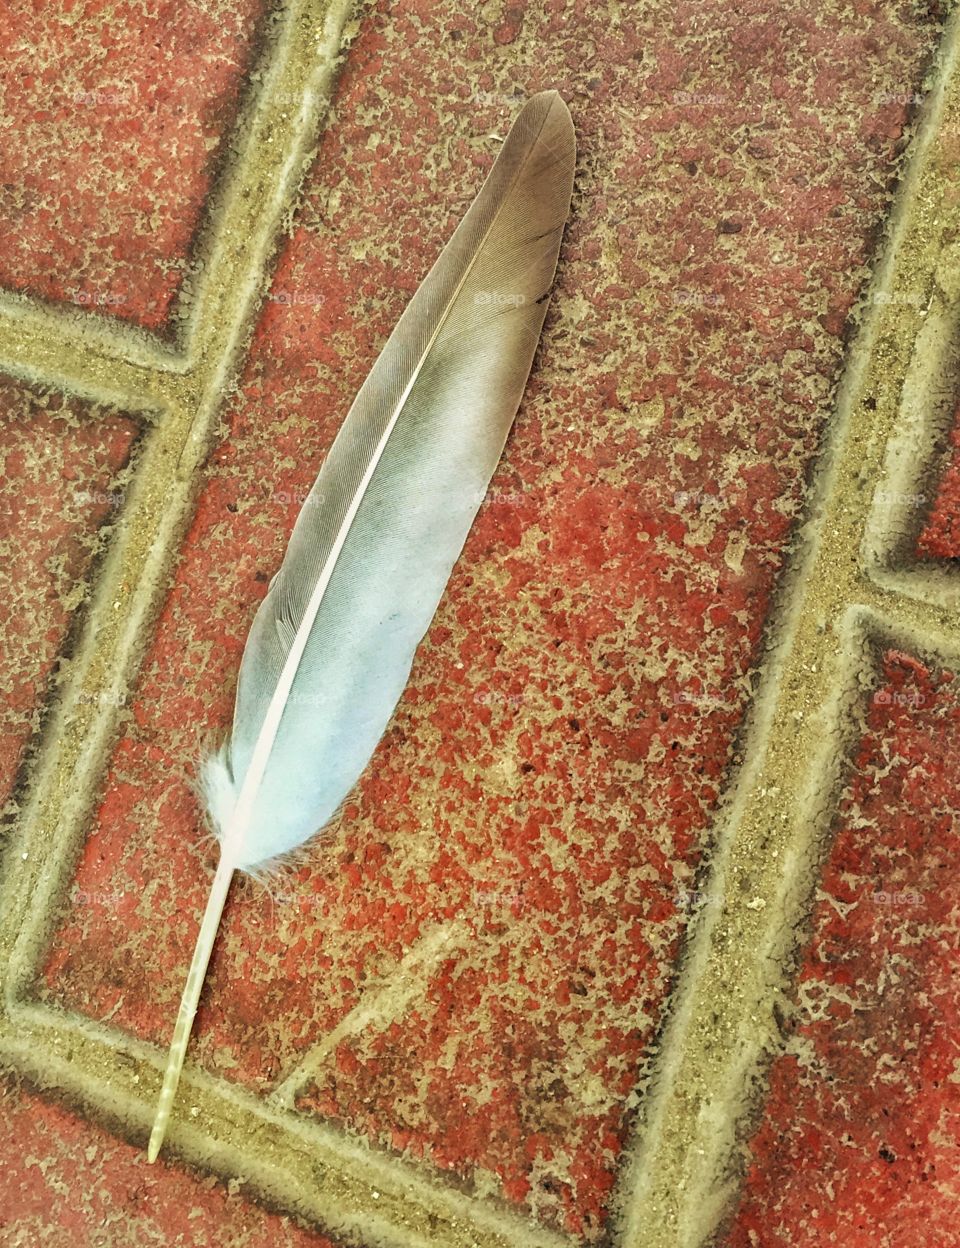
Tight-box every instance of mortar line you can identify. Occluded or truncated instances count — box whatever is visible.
[859,202,960,606]
[860,582,960,661]
[0,299,181,412]
[2,997,573,1248]
[867,562,960,616]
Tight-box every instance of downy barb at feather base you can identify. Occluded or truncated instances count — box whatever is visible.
[147,90,576,1162]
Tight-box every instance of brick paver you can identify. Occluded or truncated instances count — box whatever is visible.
[0,380,139,805]
[0,1077,334,1248]
[919,401,960,559]
[0,0,266,329]
[727,651,960,1248]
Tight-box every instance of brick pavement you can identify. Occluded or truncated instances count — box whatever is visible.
[0,1,957,1246]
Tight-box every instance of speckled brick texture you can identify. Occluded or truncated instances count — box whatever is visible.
[0,378,139,809]
[918,398,960,558]
[0,1076,335,1248]
[20,0,947,1240]
[726,651,960,1248]
[0,0,266,329]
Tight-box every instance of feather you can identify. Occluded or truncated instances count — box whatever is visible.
[147,90,575,1161]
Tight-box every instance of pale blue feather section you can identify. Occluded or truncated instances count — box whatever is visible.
[202,91,575,870]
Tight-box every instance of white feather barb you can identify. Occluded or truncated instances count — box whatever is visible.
[147,90,575,1161]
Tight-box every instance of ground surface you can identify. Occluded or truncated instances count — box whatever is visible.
[0,1,957,1247]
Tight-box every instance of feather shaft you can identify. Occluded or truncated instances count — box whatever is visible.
[147,857,234,1162]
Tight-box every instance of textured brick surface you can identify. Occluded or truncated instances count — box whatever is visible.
[726,651,960,1247]
[0,0,265,329]
[918,399,960,559]
[0,378,139,808]
[26,0,945,1240]
[0,1077,333,1248]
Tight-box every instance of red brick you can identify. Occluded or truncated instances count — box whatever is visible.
[726,650,960,1248]
[0,0,266,329]
[918,399,960,558]
[0,377,139,805]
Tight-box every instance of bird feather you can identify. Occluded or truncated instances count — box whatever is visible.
[147,89,575,1161]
